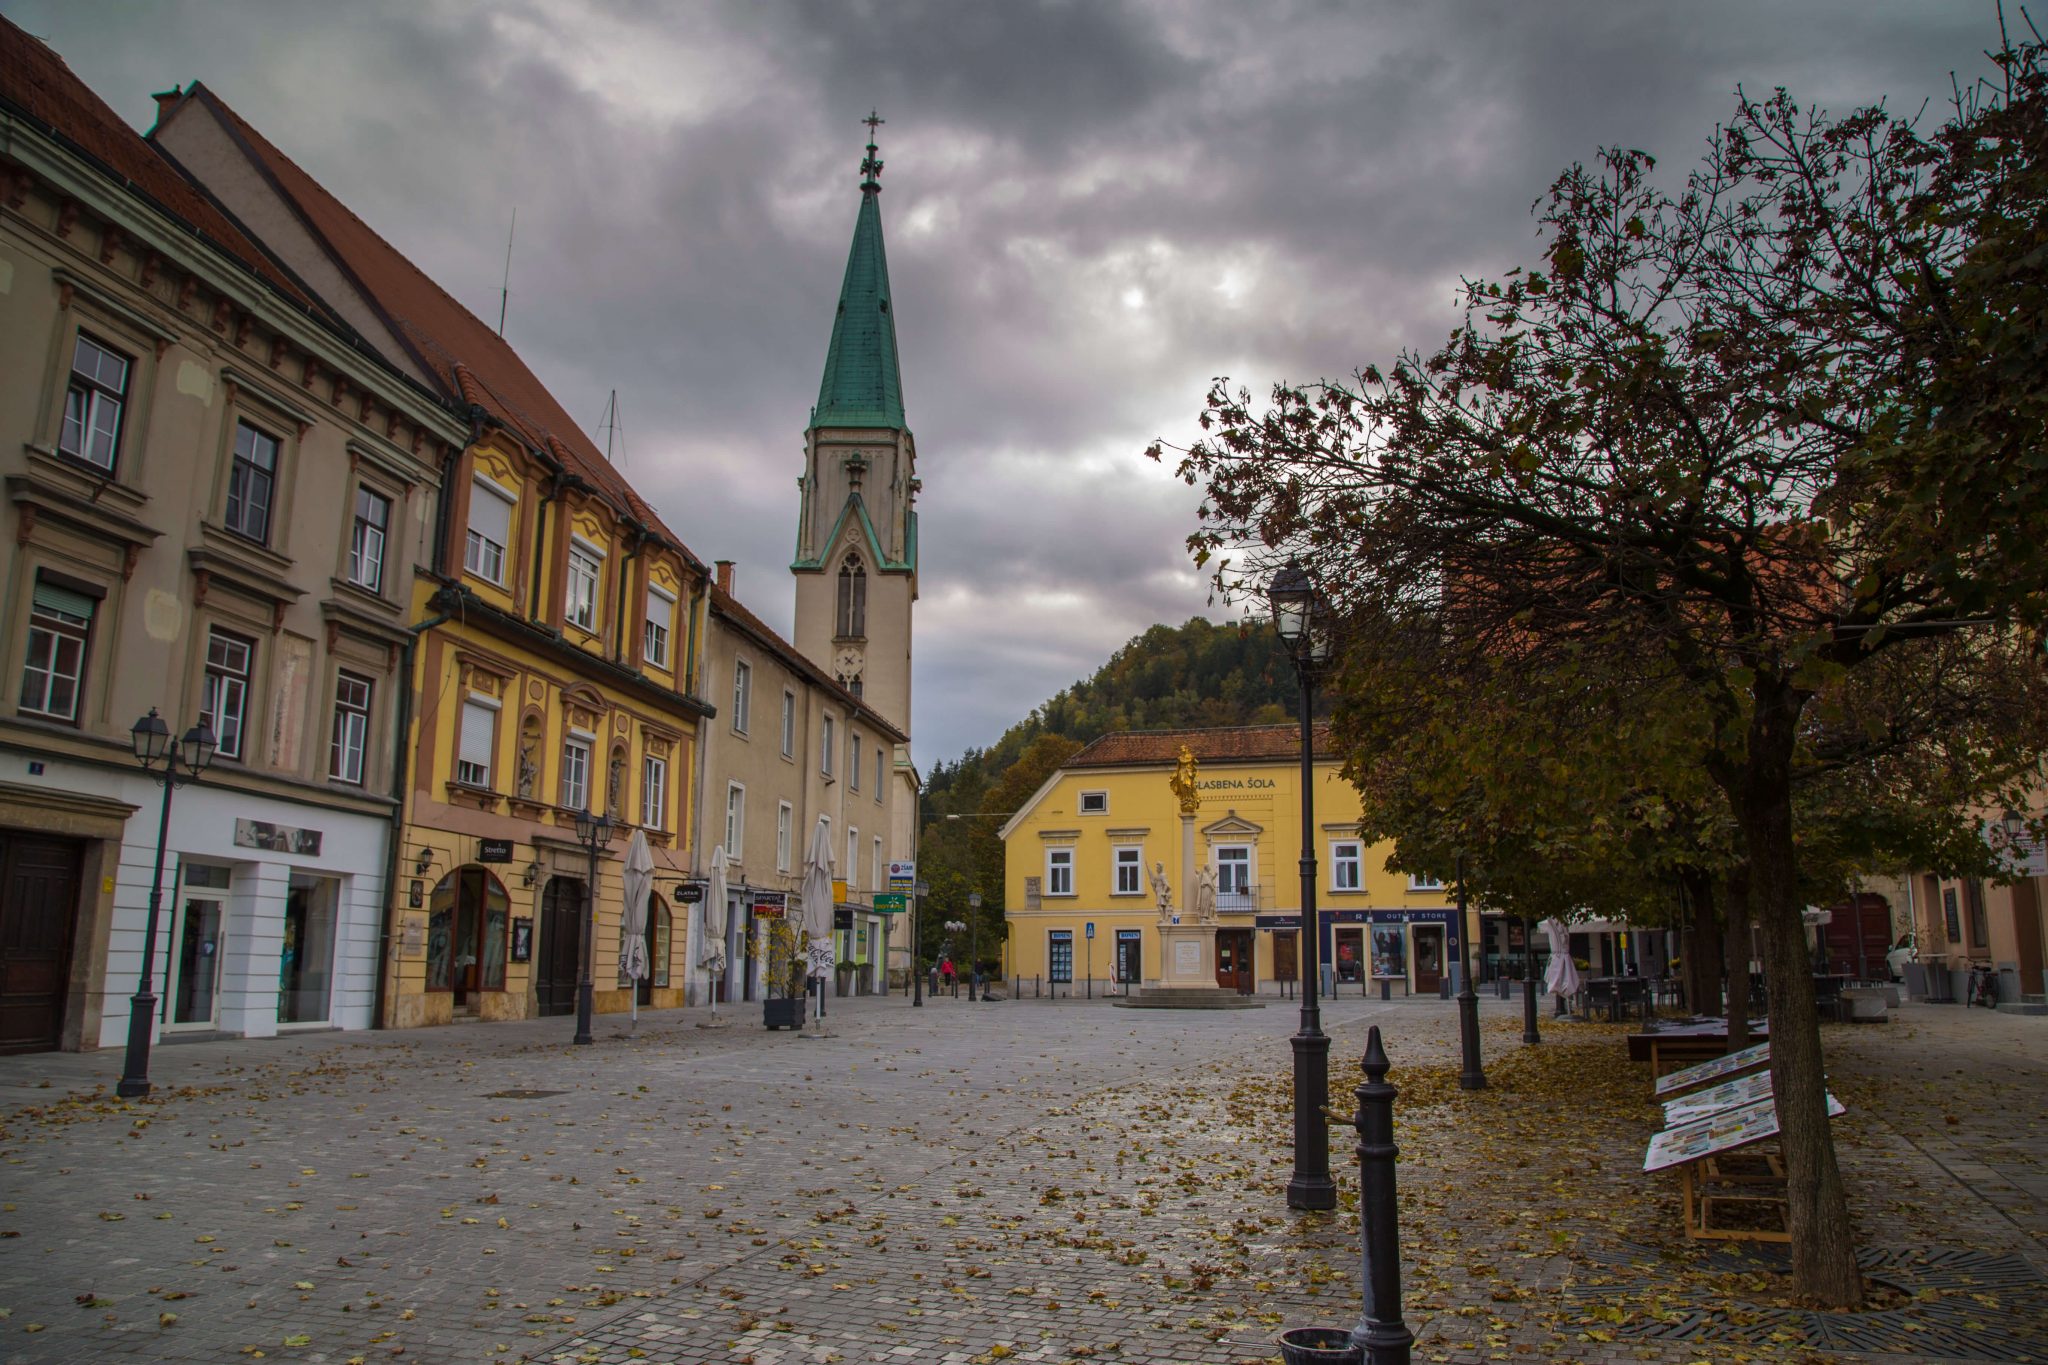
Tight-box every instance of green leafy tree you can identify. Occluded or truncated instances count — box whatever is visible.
[1156,32,2048,1305]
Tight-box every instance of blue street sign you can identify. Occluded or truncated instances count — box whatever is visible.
[1085,922,1095,939]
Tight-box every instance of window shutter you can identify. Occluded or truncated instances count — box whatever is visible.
[646,590,673,636]
[459,701,496,774]
[469,479,513,542]
[33,580,97,620]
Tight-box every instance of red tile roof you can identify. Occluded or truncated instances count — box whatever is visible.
[708,586,906,744]
[1065,724,1335,768]
[163,82,700,564]
[0,18,315,310]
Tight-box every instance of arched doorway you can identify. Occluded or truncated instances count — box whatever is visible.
[426,866,510,1013]
[638,895,671,1007]
[536,876,584,1018]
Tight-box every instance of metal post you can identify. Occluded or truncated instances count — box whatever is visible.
[1289,664,1335,1210]
[912,894,922,1006]
[575,836,597,1045]
[1455,853,1486,1090]
[115,775,178,1099]
[1349,1026,1413,1364]
[1521,914,1541,1045]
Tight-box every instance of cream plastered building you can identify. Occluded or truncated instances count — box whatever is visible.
[999,726,1464,995]
[0,28,464,1051]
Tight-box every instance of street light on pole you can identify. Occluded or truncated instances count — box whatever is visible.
[571,808,614,1046]
[1455,851,1487,1089]
[1271,558,1336,1212]
[116,708,217,1099]
[968,890,984,1001]
[943,918,965,997]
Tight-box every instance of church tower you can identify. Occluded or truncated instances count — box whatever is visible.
[792,115,917,741]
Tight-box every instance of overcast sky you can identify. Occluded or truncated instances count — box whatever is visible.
[6,1,2005,767]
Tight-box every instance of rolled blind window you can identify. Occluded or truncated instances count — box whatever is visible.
[458,700,496,783]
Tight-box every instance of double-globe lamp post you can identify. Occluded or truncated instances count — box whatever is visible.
[967,890,984,1001]
[571,808,614,1046]
[943,919,965,997]
[1271,558,1336,1211]
[117,708,218,1099]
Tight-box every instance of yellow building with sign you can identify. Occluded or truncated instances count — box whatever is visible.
[998,726,1464,995]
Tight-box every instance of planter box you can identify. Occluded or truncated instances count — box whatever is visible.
[762,997,805,1030]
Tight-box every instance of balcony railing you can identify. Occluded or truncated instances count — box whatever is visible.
[1216,886,1260,914]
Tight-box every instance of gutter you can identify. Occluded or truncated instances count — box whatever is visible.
[371,581,464,1029]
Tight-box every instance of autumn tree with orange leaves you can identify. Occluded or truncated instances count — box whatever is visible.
[1155,27,2047,1306]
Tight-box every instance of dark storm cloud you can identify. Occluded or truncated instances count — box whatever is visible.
[9,0,2004,764]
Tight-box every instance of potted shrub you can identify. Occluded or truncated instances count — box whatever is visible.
[762,918,805,1030]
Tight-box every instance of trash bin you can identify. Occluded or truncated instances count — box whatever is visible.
[1277,1327,1362,1364]
[1438,978,1452,1000]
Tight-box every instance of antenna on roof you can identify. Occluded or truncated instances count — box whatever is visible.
[598,388,626,466]
[496,207,516,338]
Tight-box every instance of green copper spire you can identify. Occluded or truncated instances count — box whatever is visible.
[812,112,905,430]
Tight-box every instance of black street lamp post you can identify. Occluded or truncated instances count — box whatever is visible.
[968,890,984,1001]
[911,892,923,1006]
[1272,559,1336,1212]
[1521,914,1541,1045]
[1455,852,1487,1090]
[571,809,613,1045]
[117,709,217,1100]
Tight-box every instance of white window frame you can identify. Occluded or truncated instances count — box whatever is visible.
[1407,873,1445,892]
[641,753,667,829]
[1330,841,1363,892]
[780,690,796,757]
[18,581,94,722]
[1215,844,1251,895]
[561,732,593,811]
[851,731,862,792]
[821,714,836,777]
[1113,846,1143,896]
[776,801,793,872]
[60,332,130,472]
[330,671,373,785]
[874,747,884,804]
[848,827,859,887]
[456,695,497,788]
[464,476,514,586]
[1046,847,1075,897]
[731,659,752,734]
[202,628,254,760]
[643,584,674,669]
[724,781,746,857]
[873,836,883,892]
[224,419,280,545]
[1079,790,1108,815]
[348,485,390,593]
[566,538,603,633]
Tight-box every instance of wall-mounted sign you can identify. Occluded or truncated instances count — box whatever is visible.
[873,893,907,913]
[886,860,916,881]
[408,879,424,909]
[833,878,848,904]
[752,890,787,918]
[675,883,705,904]
[478,838,515,863]
[833,908,854,930]
[234,818,322,856]
[511,917,533,963]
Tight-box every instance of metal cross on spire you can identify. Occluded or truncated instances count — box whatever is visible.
[860,110,885,189]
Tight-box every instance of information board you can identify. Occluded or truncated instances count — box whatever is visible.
[1653,1041,1770,1097]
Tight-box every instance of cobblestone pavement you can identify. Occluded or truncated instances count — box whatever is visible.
[0,992,2041,1364]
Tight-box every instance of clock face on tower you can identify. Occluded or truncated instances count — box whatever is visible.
[834,647,863,678]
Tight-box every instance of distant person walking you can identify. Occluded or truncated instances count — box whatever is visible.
[940,956,957,993]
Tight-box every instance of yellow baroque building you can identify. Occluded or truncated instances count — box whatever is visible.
[999,726,1465,996]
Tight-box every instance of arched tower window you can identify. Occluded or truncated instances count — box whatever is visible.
[836,554,866,639]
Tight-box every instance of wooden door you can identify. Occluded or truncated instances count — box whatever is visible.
[0,834,80,1053]
[1214,928,1254,993]
[536,877,583,1017]
[1413,926,1444,992]
[1272,931,1298,986]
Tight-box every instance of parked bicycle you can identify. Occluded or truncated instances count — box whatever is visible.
[1967,962,2001,1008]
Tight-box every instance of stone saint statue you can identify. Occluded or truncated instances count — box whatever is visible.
[1193,867,1218,923]
[1169,744,1200,815]
[516,740,538,799]
[1150,860,1174,916]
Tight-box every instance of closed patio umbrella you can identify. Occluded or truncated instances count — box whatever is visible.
[702,844,729,1016]
[799,817,835,1030]
[1541,916,1582,1000]
[619,828,653,1028]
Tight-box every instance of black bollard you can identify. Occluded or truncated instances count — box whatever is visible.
[1349,1026,1413,1364]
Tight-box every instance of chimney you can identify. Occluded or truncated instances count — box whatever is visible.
[714,560,734,594]
[150,86,184,126]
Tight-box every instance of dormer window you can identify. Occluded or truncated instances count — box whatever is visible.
[836,554,866,639]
